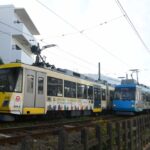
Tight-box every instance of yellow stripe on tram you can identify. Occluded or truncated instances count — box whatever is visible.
[23,108,45,114]
[93,108,102,113]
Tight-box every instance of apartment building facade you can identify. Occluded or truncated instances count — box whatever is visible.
[0,5,39,64]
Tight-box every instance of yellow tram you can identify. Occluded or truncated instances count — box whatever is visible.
[0,63,114,117]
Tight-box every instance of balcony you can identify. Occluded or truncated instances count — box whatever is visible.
[11,49,34,64]
[12,23,36,47]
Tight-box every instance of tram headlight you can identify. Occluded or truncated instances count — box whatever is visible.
[2,100,9,107]
[131,104,135,107]
[113,104,116,107]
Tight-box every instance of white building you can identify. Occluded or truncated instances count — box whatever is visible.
[0,5,39,64]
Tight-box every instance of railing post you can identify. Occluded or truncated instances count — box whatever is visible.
[96,125,102,150]
[148,115,150,144]
[129,120,133,150]
[134,118,139,150]
[81,127,89,150]
[58,129,68,150]
[116,122,121,150]
[141,117,145,147]
[124,120,128,150]
[137,117,142,150]
[20,136,33,150]
[107,122,113,150]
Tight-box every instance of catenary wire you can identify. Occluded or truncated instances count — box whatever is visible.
[0,25,97,73]
[39,39,111,73]
[39,14,124,39]
[115,0,150,54]
[43,49,97,73]
[40,40,98,68]
[0,5,121,69]
[0,1,131,76]
[35,0,131,68]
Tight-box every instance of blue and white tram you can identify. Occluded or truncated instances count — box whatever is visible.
[112,79,150,115]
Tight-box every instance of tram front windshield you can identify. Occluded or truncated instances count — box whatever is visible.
[114,87,135,100]
[0,67,23,92]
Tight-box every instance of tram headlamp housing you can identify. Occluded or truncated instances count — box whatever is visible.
[2,100,9,107]
[131,104,135,107]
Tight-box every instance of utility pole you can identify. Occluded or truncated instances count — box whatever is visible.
[98,62,101,81]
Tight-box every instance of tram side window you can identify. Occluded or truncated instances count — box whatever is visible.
[148,94,150,101]
[77,84,87,99]
[64,80,76,98]
[94,88,101,100]
[0,68,23,92]
[145,93,150,101]
[47,77,63,97]
[87,86,93,99]
[27,75,34,93]
[15,69,23,92]
[38,77,44,94]
[102,89,106,100]
[142,93,146,101]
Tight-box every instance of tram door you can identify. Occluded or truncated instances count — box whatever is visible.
[24,69,46,108]
[93,87,101,112]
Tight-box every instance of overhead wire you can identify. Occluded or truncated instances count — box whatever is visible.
[82,34,130,67]
[44,50,97,73]
[41,39,122,75]
[0,15,95,72]
[115,0,150,54]
[79,14,124,33]
[0,20,118,75]
[35,0,80,32]
[39,14,124,39]
[0,12,126,75]
[0,1,126,77]
[39,39,101,71]
[35,0,131,68]
[39,39,111,73]
[0,4,98,71]
[57,47,97,68]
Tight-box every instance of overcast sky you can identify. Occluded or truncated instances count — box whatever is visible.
[1,0,150,85]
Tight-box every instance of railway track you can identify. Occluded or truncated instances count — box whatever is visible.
[0,115,119,144]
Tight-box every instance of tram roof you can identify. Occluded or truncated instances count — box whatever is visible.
[0,63,113,87]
